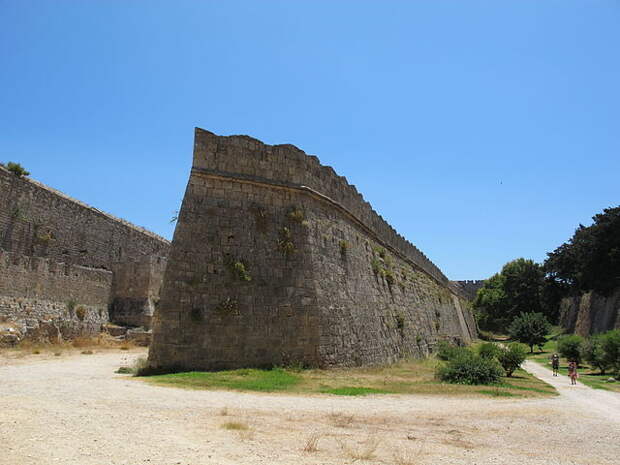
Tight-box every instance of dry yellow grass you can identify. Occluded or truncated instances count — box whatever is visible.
[339,435,381,461]
[220,421,249,431]
[302,432,321,453]
[327,411,354,428]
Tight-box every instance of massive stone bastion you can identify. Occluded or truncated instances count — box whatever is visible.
[148,128,476,371]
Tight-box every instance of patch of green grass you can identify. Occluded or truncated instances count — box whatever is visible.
[147,367,301,392]
[142,355,556,398]
[319,386,392,396]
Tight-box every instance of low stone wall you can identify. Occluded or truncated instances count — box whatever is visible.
[109,256,167,328]
[0,250,112,344]
[559,288,620,336]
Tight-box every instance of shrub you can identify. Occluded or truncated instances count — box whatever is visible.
[75,306,87,321]
[557,334,584,364]
[436,340,470,361]
[508,312,550,352]
[478,342,502,360]
[436,352,503,385]
[600,330,620,375]
[497,343,527,377]
[582,335,609,374]
[5,161,30,177]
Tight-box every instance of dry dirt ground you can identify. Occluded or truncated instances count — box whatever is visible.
[1,349,618,465]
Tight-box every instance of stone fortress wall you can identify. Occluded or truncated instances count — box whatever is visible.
[559,288,620,337]
[148,129,477,371]
[0,165,170,343]
[0,249,112,342]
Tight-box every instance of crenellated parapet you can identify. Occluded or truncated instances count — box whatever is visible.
[192,128,449,287]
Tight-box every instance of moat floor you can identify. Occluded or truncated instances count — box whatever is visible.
[1,349,618,465]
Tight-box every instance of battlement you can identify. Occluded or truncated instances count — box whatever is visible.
[192,128,449,286]
[0,165,169,269]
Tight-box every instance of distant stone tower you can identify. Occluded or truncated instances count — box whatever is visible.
[147,128,475,371]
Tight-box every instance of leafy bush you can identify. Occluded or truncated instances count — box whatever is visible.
[600,330,620,376]
[436,340,470,361]
[582,335,609,374]
[508,312,550,352]
[557,334,584,364]
[497,343,527,377]
[75,306,87,321]
[478,342,501,359]
[4,161,30,177]
[436,352,503,385]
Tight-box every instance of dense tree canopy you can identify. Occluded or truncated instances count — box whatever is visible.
[473,258,544,330]
[545,206,620,295]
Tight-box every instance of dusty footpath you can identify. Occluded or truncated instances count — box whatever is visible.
[0,350,618,465]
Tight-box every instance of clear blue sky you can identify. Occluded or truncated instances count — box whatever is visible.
[1,1,618,280]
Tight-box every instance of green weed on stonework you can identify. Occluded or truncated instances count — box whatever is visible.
[232,261,252,281]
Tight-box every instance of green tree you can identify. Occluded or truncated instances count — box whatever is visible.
[545,206,620,295]
[581,335,609,374]
[600,330,620,376]
[557,334,584,364]
[497,343,528,377]
[473,258,545,331]
[508,312,550,353]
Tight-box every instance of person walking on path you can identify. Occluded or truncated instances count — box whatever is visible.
[551,353,560,376]
[568,360,579,385]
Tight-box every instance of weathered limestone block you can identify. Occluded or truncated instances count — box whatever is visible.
[148,128,476,372]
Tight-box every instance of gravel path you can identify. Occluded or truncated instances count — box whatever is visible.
[1,350,618,465]
[522,360,620,424]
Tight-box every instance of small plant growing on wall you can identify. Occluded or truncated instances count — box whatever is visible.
[278,227,295,257]
[232,261,252,282]
[371,257,382,276]
[339,240,349,257]
[75,306,87,321]
[4,161,30,178]
[37,231,54,244]
[66,300,76,315]
[215,298,239,316]
[287,207,305,224]
[383,268,395,287]
[372,246,386,259]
